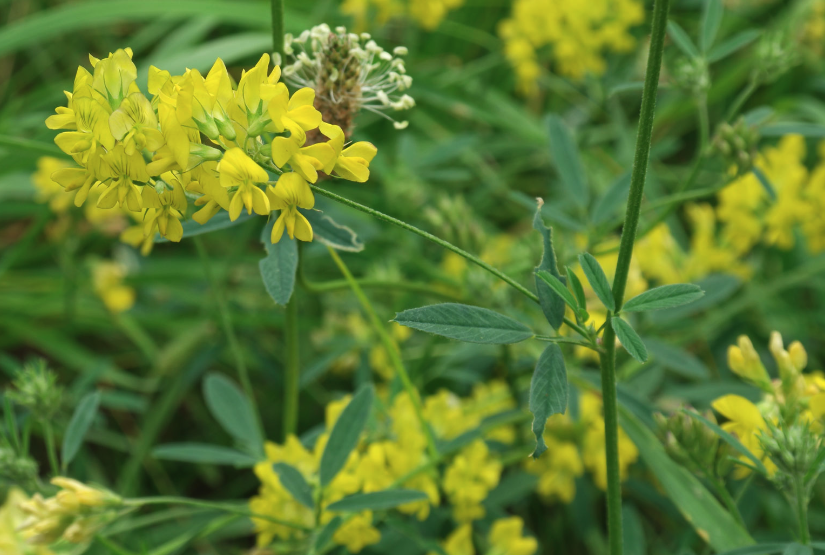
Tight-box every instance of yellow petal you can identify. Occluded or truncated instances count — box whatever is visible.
[229,191,244,221]
[271,136,300,168]
[293,211,313,242]
[343,141,377,163]
[711,394,764,429]
[271,212,287,243]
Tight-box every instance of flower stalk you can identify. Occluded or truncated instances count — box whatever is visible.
[271,0,284,61]
[598,0,671,553]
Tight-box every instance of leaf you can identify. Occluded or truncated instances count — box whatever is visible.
[700,0,724,53]
[536,271,578,312]
[547,115,588,207]
[715,546,793,555]
[259,219,298,305]
[743,106,774,126]
[272,462,315,509]
[578,253,615,311]
[152,443,258,467]
[761,122,825,137]
[751,167,777,200]
[783,544,813,555]
[300,209,364,252]
[565,266,588,320]
[533,206,566,329]
[313,516,343,552]
[157,211,256,242]
[392,303,534,345]
[619,408,755,551]
[590,172,631,224]
[326,490,429,512]
[529,344,568,458]
[623,283,704,313]
[612,318,648,363]
[707,29,761,63]
[61,391,101,467]
[645,339,710,380]
[682,410,768,475]
[667,21,699,58]
[319,384,374,486]
[203,373,262,457]
[623,506,647,555]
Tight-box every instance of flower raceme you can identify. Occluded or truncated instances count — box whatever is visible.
[44,45,379,251]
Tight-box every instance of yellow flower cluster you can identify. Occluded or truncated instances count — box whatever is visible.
[525,391,638,500]
[433,516,538,555]
[498,0,644,94]
[0,489,53,555]
[92,259,136,313]
[340,0,464,31]
[250,382,516,551]
[44,48,376,251]
[17,478,121,545]
[713,331,824,478]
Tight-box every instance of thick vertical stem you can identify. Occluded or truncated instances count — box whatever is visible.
[600,0,671,554]
[283,291,300,439]
[794,474,811,545]
[43,421,59,476]
[271,0,285,61]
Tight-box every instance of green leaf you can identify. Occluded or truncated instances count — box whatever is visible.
[645,339,710,380]
[272,462,315,510]
[301,209,364,252]
[682,410,768,475]
[590,172,631,224]
[533,206,566,329]
[578,253,615,311]
[700,0,724,52]
[61,391,101,468]
[259,219,298,306]
[761,122,825,137]
[612,318,648,363]
[622,506,647,555]
[751,167,777,200]
[392,303,534,345]
[320,384,374,486]
[536,271,578,312]
[529,344,568,458]
[156,211,255,242]
[707,29,760,62]
[326,490,429,512]
[783,544,813,555]
[152,443,258,467]
[619,408,755,551]
[313,516,343,552]
[623,283,704,313]
[203,373,262,458]
[547,115,588,207]
[667,21,699,58]
[715,546,792,555]
[565,266,589,321]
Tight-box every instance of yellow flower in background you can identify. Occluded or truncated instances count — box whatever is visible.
[267,172,315,243]
[219,148,270,221]
[728,335,771,388]
[580,392,638,490]
[432,523,474,555]
[333,511,381,553]
[0,489,54,555]
[341,0,463,31]
[443,439,502,522]
[711,394,775,477]
[525,435,583,503]
[32,157,74,213]
[92,260,135,313]
[499,0,644,94]
[488,517,538,555]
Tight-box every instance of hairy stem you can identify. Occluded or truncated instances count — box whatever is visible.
[599,1,671,553]
[283,291,300,439]
[327,247,439,461]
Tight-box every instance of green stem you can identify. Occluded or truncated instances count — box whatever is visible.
[42,421,59,476]
[726,76,759,122]
[283,291,300,440]
[534,335,601,351]
[698,93,710,154]
[126,497,312,531]
[193,237,261,430]
[270,0,284,60]
[309,185,586,338]
[327,247,439,461]
[95,535,138,555]
[599,1,670,554]
[794,473,811,544]
[709,476,746,529]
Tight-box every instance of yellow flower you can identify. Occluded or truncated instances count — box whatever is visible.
[443,439,502,522]
[271,127,336,183]
[266,85,323,136]
[54,95,115,165]
[0,488,54,555]
[727,335,770,387]
[140,172,188,242]
[92,260,135,313]
[711,394,775,477]
[32,157,74,213]
[579,392,638,490]
[525,436,583,503]
[219,148,270,220]
[332,511,381,553]
[188,162,231,225]
[319,122,377,183]
[98,144,149,211]
[488,517,538,555]
[90,47,137,110]
[266,172,314,243]
[108,92,164,155]
[233,53,282,135]
[431,523,474,555]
